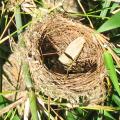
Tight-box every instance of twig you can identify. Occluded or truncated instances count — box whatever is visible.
[0,96,26,116]
[0,22,31,44]
[77,0,94,28]
[0,14,15,40]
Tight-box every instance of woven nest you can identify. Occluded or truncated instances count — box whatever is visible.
[3,14,106,105]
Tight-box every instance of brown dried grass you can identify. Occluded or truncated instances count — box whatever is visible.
[3,14,106,105]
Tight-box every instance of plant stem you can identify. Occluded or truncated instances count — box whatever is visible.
[14,5,22,40]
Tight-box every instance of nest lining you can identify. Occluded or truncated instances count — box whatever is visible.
[3,14,106,105]
[36,15,104,78]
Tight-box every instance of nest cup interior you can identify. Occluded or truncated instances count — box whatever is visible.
[40,35,67,74]
[39,27,99,77]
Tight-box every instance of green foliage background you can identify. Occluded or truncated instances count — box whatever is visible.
[0,0,120,119]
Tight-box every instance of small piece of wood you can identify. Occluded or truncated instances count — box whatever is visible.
[58,53,73,66]
[58,36,85,66]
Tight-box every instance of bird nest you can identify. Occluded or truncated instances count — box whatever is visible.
[3,14,106,105]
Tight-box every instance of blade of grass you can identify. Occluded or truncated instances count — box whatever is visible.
[0,96,26,116]
[110,2,119,13]
[112,94,120,107]
[0,21,31,44]
[0,95,10,109]
[10,108,17,120]
[22,62,39,120]
[113,48,120,55]
[0,14,14,40]
[0,91,18,96]
[68,13,109,19]
[100,0,111,19]
[80,105,119,111]
[103,51,120,96]
[104,111,116,120]
[14,5,22,39]
[66,111,76,120]
[87,7,110,15]
[11,114,20,120]
[28,90,38,120]
[4,110,12,120]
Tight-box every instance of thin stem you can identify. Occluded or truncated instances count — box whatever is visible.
[77,0,94,28]
[14,5,23,40]
[28,89,38,120]
[0,14,14,40]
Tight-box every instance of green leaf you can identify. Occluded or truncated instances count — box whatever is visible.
[110,3,119,13]
[12,114,20,120]
[113,48,120,55]
[103,51,120,96]
[0,95,10,109]
[14,5,23,40]
[104,111,116,120]
[100,0,111,19]
[112,94,120,107]
[66,111,76,120]
[97,11,120,32]
[28,90,38,120]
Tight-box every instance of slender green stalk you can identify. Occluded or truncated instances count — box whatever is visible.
[103,51,120,96]
[22,62,33,88]
[79,105,118,111]
[14,5,22,39]
[14,5,38,120]
[28,89,38,120]
[0,21,31,45]
[22,61,38,120]
[68,13,109,19]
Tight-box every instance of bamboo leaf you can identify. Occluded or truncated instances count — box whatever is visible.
[97,11,120,32]
[103,51,120,96]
